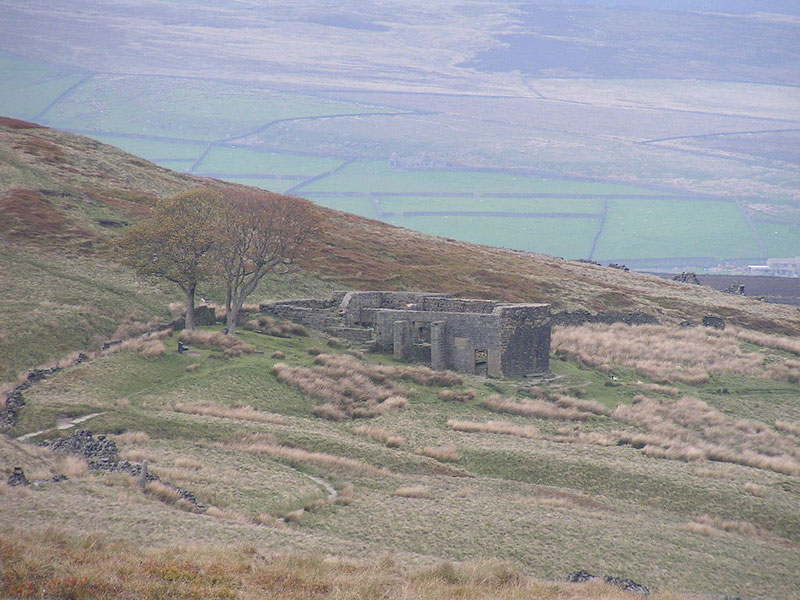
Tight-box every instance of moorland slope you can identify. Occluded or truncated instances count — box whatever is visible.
[1,117,800,599]
[2,117,798,381]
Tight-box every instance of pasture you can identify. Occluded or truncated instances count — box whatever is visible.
[3,320,799,598]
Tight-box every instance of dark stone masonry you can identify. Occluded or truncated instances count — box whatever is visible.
[262,291,551,378]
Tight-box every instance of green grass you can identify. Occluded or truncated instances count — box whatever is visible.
[300,160,664,196]
[7,326,800,598]
[753,221,800,257]
[383,214,600,258]
[43,75,376,141]
[0,52,87,120]
[377,196,604,215]
[594,198,762,260]
[195,146,344,177]
[0,244,177,383]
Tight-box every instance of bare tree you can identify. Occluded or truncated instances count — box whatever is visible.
[214,189,320,335]
[120,189,220,330]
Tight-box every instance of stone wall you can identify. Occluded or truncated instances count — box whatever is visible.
[260,299,338,330]
[496,304,551,377]
[552,310,659,327]
[259,292,551,378]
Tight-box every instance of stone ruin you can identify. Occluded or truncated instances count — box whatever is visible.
[261,291,551,378]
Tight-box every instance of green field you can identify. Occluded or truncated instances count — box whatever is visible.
[376,195,605,215]
[594,198,762,260]
[42,75,377,141]
[753,222,800,257]
[384,214,600,258]
[195,146,344,177]
[222,176,307,195]
[0,52,86,120]
[299,160,664,196]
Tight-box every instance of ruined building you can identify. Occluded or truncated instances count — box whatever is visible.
[261,291,551,378]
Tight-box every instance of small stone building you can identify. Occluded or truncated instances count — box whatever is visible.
[262,291,551,378]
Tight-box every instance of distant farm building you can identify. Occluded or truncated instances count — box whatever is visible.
[261,291,551,378]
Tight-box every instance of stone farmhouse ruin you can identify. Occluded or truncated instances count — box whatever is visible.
[261,291,551,378]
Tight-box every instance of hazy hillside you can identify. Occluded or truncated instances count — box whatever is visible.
[2,117,799,382]
[1,0,797,268]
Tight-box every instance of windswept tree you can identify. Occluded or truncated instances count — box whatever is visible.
[120,188,220,330]
[214,189,320,335]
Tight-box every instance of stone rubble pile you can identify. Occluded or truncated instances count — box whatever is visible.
[672,272,700,285]
[567,570,650,596]
[1,353,89,428]
[5,466,68,487]
[40,430,205,511]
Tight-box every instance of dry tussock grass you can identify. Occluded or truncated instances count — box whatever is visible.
[735,329,800,356]
[272,353,433,420]
[206,506,290,529]
[139,340,166,358]
[177,330,255,354]
[394,485,431,498]
[633,382,680,396]
[144,480,181,504]
[483,395,591,421]
[0,527,695,599]
[223,433,388,476]
[114,431,150,444]
[173,402,286,425]
[185,363,201,372]
[553,324,800,383]
[354,425,405,447]
[774,420,800,437]
[448,419,539,440]
[246,316,308,338]
[174,457,204,471]
[417,445,460,463]
[119,449,158,463]
[168,302,185,318]
[550,428,619,447]
[743,482,766,497]
[612,395,800,476]
[438,388,476,402]
[679,515,773,541]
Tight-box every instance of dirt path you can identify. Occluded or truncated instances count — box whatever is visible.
[16,412,106,442]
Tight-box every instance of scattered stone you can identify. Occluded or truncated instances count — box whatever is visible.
[680,321,697,328]
[566,570,595,583]
[103,340,123,350]
[576,258,601,266]
[566,571,650,596]
[7,466,29,487]
[672,272,700,285]
[1,353,90,429]
[702,315,726,330]
[552,310,659,327]
[722,282,746,295]
[41,429,120,463]
[40,430,205,511]
[607,263,629,271]
[51,474,69,483]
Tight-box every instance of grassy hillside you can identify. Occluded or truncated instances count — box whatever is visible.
[2,321,799,597]
[1,117,799,381]
[1,118,799,597]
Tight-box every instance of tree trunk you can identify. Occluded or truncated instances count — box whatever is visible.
[185,284,197,330]
[226,300,239,336]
